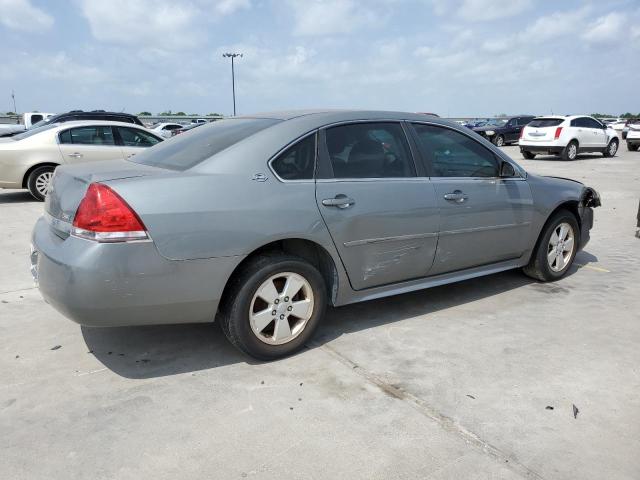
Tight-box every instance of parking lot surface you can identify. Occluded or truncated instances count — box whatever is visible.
[1,144,639,479]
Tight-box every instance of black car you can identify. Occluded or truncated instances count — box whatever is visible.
[30,110,144,129]
[473,116,535,146]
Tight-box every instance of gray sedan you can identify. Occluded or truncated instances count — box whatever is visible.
[31,110,600,359]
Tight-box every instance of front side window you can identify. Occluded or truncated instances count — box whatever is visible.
[117,127,161,147]
[584,118,603,129]
[325,122,415,179]
[271,134,316,180]
[59,126,115,145]
[412,124,499,177]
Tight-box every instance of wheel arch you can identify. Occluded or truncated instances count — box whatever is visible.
[220,238,340,309]
[22,162,60,188]
[528,201,582,263]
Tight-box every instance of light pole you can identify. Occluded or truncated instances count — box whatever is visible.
[222,53,243,116]
[11,90,17,114]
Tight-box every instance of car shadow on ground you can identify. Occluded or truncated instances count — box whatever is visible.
[82,250,597,380]
[0,191,37,203]
[529,154,606,162]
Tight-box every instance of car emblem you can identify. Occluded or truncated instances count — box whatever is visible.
[252,173,268,182]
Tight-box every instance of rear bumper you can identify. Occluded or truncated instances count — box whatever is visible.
[519,144,564,154]
[31,216,244,327]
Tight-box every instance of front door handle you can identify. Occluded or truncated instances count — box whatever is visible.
[443,190,468,203]
[67,152,83,158]
[322,194,355,209]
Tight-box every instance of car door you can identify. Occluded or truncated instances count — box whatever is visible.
[315,121,440,290]
[584,117,607,148]
[571,117,592,148]
[409,122,534,275]
[115,126,163,159]
[503,118,518,142]
[57,125,124,164]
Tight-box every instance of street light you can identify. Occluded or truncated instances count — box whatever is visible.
[222,52,243,116]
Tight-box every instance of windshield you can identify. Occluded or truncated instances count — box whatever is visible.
[528,118,563,128]
[12,123,59,140]
[30,118,52,129]
[131,118,280,171]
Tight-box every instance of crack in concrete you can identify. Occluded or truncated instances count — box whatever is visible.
[0,286,37,295]
[316,342,546,480]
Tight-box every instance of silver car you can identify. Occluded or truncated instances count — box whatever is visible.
[31,110,601,359]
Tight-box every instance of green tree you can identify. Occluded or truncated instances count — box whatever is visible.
[188,113,200,116]
[174,111,186,116]
[138,111,152,116]
[158,110,172,116]
[5,111,16,115]
[207,112,223,117]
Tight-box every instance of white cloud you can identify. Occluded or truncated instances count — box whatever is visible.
[0,0,53,32]
[79,0,199,48]
[214,0,250,15]
[288,0,381,36]
[581,12,626,44]
[457,0,531,22]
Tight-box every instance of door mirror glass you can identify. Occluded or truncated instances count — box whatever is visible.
[500,161,516,178]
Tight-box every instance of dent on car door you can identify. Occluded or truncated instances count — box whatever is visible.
[57,125,124,163]
[315,122,440,290]
[409,123,534,275]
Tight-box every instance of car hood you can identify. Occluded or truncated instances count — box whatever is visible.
[473,125,502,132]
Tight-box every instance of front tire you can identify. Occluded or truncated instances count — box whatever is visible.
[218,253,327,360]
[603,138,618,157]
[27,166,55,201]
[494,135,505,147]
[561,140,578,161]
[523,210,579,282]
[522,150,536,159]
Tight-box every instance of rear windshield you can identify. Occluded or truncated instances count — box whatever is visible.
[528,118,563,128]
[130,118,280,171]
[12,123,58,140]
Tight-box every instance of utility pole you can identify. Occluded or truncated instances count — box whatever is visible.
[11,90,17,114]
[222,53,243,116]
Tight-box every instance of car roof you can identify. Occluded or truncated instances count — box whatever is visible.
[50,120,152,129]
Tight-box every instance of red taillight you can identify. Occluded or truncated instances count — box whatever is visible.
[519,128,525,139]
[554,127,563,140]
[72,183,148,242]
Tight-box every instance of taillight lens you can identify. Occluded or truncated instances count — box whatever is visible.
[72,183,148,242]
[519,128,525,139]
[554,127,563,140]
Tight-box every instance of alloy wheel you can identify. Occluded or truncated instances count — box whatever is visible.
[568,143,577,160]
[249,272,314,345]
[35,171,53,197]
[547,222,575,272]
[609,141,617,156]
[496,136,504,147]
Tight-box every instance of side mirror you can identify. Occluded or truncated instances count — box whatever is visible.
[500,161,516,178]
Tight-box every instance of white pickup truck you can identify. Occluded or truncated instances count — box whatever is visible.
[0,112,55,137]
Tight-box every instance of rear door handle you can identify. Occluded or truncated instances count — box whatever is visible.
[443,190,468,203]
[322,194,355,209]
[67,152,83,158]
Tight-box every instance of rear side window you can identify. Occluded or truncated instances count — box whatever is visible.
[325,122,415,178]
[529,118,564,128]
[131,118,280,171]
[271,134,316,180]
[412,124,499,177]
[117,127,161,147]
[59,126,115,145]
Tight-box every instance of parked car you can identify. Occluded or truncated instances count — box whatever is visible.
[29,110,145,130]
[191,118,208,124]
[31,110,601,360]
[626,120,640,151]
[152,122,184,138]
[519,115,619,160]
[610,120,627,131]
[0,112,56,137]
[0,120,163,200]
[174,123,206,135]
[473,116,534,146]
[621,118,639,140]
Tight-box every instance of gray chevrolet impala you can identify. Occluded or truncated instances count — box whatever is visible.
[31,110,601,359]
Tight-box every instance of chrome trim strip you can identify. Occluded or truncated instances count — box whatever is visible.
[344,232,437,247]
[439,222,531,236]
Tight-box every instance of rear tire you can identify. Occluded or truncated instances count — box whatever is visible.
[523,210,579,282]
[627,142,639,151]
[26,165,55,201]
[603,138,618,157]
[218,253,327,360]
[561,140,578,161]
[522,150,535,159]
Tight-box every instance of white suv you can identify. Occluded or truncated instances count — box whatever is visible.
[627,120,640,151]
[519,115,619,161]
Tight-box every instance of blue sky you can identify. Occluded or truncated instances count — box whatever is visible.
[0,0,639,117]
